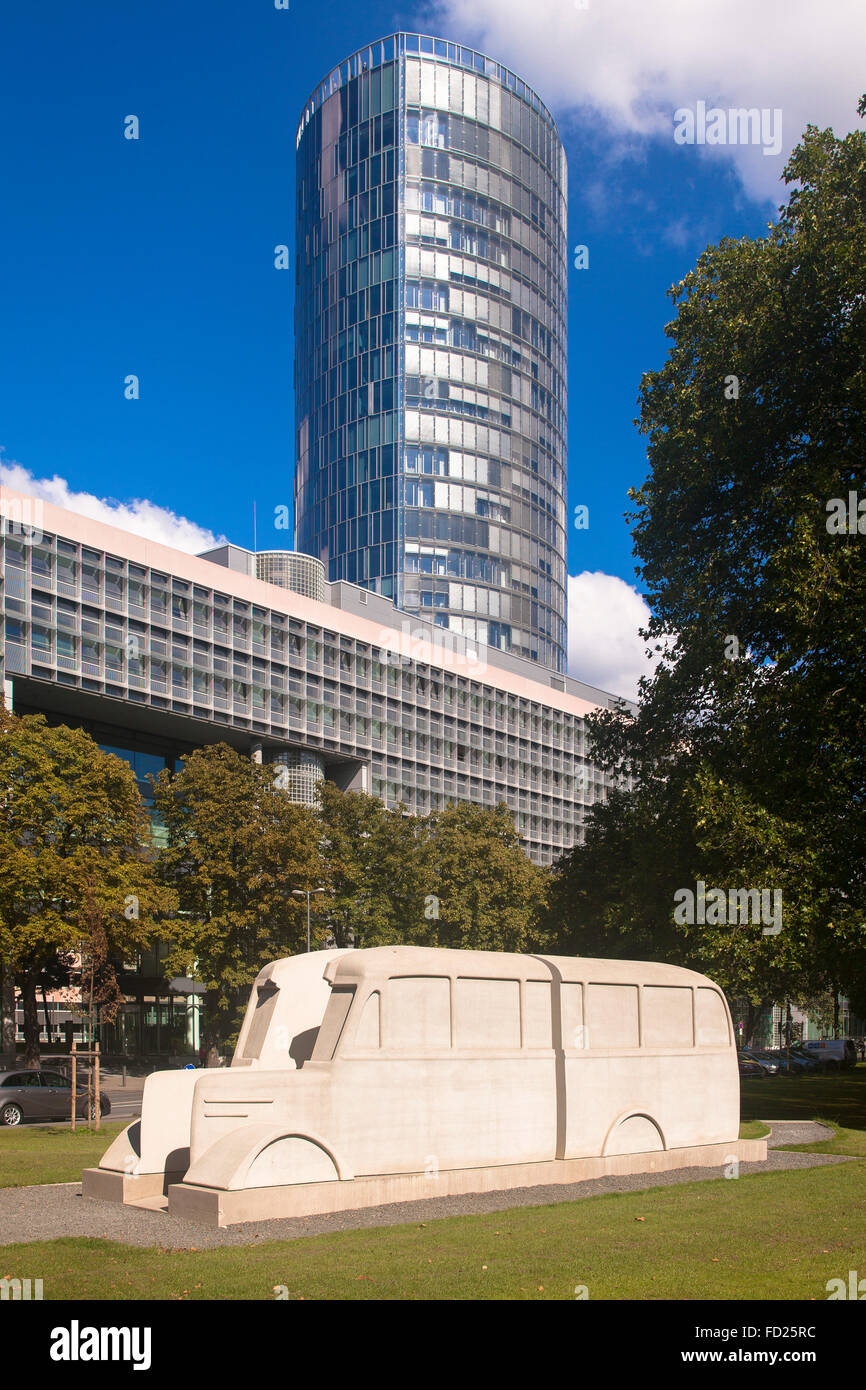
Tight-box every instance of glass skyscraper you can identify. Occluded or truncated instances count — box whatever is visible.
[294,33,568,672]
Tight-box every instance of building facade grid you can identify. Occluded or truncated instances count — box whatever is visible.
[1,520,617,865]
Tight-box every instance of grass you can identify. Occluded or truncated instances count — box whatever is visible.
[0,1121,126,1189]
[739,1119,770,1139]
[0,1162,863,1300]
[739,1064,866,1129]
[774,1124,866,1158]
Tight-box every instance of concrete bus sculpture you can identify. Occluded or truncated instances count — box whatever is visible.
[83,946,766,1225]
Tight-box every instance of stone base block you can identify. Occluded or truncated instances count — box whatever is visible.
[81,1167,187,1205]
[166,1139,767,1227]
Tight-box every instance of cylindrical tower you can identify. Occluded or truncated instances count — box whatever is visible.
[295,33,568,671]
[255,550,327,601]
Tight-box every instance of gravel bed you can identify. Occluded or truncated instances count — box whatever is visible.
[764,1120,836,1147]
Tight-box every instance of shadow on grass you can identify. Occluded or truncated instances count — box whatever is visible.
[740,1064,866,1129]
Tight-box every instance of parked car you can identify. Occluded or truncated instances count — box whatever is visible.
[787,1046,824,1074]
[0,1069,111,1126]
[761,1048,819,1075]
[740,1048,779,1075]
[799,1039,858,1071]
[738,1052,773,1079]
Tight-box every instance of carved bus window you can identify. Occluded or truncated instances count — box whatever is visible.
[561,981,584,1048]
[642,985,693,1048]
[355,991,381,1049]
[455,977,520,1049]
[388,976,450,1048]
[523,980,553,1048]
[314,986,355,1059]
[586,983,639,1048]
[242,982,280,1060]
[696,987,730,1046]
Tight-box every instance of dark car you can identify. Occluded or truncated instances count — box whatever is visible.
[0,1069,111,1126]
[740,1048,779,1075]
[760,1048,818,1076]
[787,1046,824,1074]
[738,1052,774,1079]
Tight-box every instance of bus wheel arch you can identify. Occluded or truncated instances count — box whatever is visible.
[602,1112,666,1156]
[242,1131,352,1188]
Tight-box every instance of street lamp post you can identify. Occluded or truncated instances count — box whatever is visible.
[292,888,325,952]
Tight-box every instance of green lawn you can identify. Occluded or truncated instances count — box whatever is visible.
[0,1121,126,1189]
[739,1063,866,1129]
[775,1125,866,1157]
[1,1162,862,1300]
[739,1119,770,1139]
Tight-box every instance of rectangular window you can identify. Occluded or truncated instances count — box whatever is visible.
[586,984,639,1049]
[642,986,693,1048]
[387,976,450,1048]
[31,548,52,579]
[455,977,520,1049]
[82,560,101,595]
[523,980,552,1048]
[695,988,730,1047]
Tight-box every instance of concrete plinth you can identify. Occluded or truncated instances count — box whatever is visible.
[81,1167,187,1205]
[166,1138,767,1227]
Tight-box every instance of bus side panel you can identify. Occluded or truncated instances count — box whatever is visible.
[560,1050,740,1158]
[326,1054,558,1176]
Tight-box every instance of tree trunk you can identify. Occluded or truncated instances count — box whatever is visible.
[0,962,16,1063]
[20,973,41,1067]
[833,988,840,1036]
[41,983,53,1047]
[204,989,221,1067]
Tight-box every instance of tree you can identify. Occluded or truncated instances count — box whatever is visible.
[0,711,171,1065]
[316,787,550,955]
[316,783,433,948]
[428,803,549,953]
[555,103,866,1007]
[152,743,323,1061]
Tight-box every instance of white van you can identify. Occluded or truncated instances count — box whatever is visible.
[800,1038,857,1069]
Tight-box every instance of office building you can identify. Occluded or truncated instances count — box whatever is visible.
[295,33,569,671]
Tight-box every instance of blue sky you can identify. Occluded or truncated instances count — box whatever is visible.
[1,0,860,694]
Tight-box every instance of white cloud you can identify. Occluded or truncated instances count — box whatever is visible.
[423,0,866,201]
[0,457,225,554]
[567,570,659,700]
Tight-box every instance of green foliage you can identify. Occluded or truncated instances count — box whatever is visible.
[316,782,433,947]
[553,106,866,1009]
[428,802,549,953]
[152,743,323,1053]
[316,787,549,955]
[0,712,172,1062]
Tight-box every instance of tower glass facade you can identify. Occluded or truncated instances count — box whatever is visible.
[295,33,568,672]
